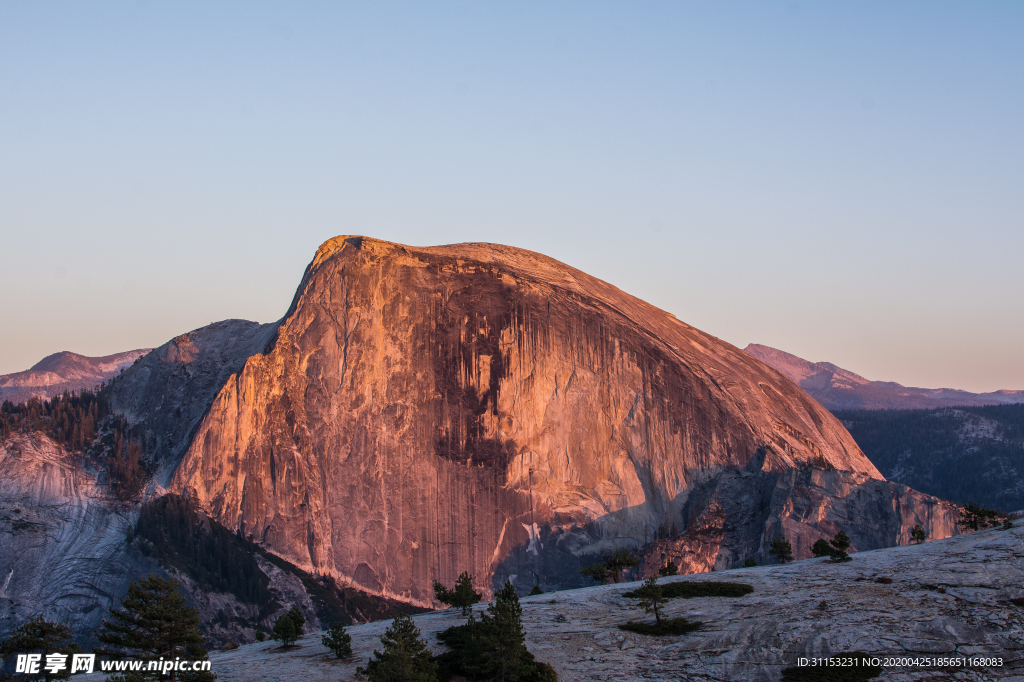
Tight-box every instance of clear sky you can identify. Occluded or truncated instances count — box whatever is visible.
[1,2,1022,392]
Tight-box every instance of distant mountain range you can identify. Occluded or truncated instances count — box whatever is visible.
[0,349,151,404]
[744,344,1024,410]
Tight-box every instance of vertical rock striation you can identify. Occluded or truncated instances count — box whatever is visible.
[170,237,950,604]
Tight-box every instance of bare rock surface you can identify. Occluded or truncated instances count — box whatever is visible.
[108,319,278,484]
[635,466,961,575]
[172,236,919,605]
[0,433,151,639]
[0,349,150,404]
[195,525,1024,682]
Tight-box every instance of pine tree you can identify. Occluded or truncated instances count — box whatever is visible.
[484,581,529,682]
[285,607,305,634]
[635,577,665,625]
[0,616,79,681]
[436,581,557,682]
[433,572,482,615]
[95,575,213,682]
[321,622,352,659]
[829,531,852,562]
[910,524,927,544]
[811,538,833,558]
[768,534,793,563]
[271,614,297,647]
[659,561,679,577]
[356,613,438,682]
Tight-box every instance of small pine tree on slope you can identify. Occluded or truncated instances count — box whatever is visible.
[357,613,438,682]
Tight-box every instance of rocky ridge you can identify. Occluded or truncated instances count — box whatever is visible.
[744,344,1024,411]
[0,349,150,405]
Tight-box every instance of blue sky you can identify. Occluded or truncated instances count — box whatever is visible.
[1,2,1022,392]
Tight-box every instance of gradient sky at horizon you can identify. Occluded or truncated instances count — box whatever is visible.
[1,2,1022,392]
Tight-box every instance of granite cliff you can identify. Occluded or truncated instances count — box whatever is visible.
[166,236,956,605]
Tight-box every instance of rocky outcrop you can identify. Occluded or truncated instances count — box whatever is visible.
[635,466,960,577]
[744,343,1024,410]
[0,433,152,640]
[171,236,895,605]
[108,320,279,484]
[0,349,150,405]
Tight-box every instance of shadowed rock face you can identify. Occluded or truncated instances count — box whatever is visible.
[171,236,906,605]
[0,433,152,639]
[108,319,279,485]
[634,466,960,579]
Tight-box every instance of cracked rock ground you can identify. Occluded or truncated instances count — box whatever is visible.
[177,526,1021,681]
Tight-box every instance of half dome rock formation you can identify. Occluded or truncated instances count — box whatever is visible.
[170,236,953,605]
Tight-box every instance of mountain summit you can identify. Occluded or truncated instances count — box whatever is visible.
[162,237,951,604]
[744,343,1024,410]
[0,349,150,404]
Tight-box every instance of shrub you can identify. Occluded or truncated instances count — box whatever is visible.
[743,557,757,568]
[659,561,679,577]
[357,613,438,682]
[769,534,794,563]
[624,581,753,600]
[618,618,701,636]
[255,630,265,642]
[528,585,543,596]
[1003,519,1014,530]
[830,531,852,562]
[910,524,926,544]
[433,572,482,615]
[812,539,833,558]
[322,622,352,659]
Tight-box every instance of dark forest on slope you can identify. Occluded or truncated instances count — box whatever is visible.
[0,389,148,501]
[835,404,1024,512]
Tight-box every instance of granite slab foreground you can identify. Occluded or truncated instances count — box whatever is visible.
[204,526,1024,682]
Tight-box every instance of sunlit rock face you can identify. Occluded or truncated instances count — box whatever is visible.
[108,319,279,484]
[172,236,910,605]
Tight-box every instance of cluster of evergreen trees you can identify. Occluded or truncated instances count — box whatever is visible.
[0,575,213,682]
[579,549,638,584]
[835,404,1024,511]
[349,573,557,681]
[0,390,148,502]
[0,391,108,449]
[132,494,274,607]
